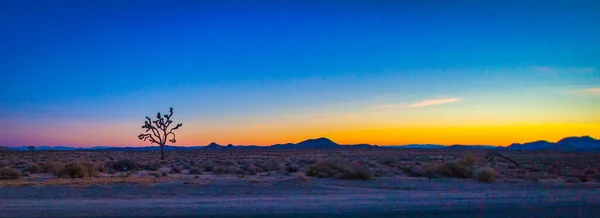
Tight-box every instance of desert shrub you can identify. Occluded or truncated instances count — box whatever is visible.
[138,162,161,171]
[473,167,499,183]
[225,159,238,166]
[40,162,64,174]
[244,164,258,175]
[0,160,11,168]
[203,162,215,172]
[436,161,473,178]
[305,159,373,180]
[26,162,43,173]
[416,163,440,178]
[306,159,347,178]
[285,164,300,173]
[55,162,99,178]
[337,161,373,180]
[171,166,182,174]
[0,167,21,180]
[212,166,239,175]
[112,159,138,172]
[188,167,202,175]
[212,166,227,175]
[584,168,597,175]
[414,154,477,179]
[378,157,396,166]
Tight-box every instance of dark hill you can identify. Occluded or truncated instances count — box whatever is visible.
[507,140,555,150]
[272,137,342,149]
[557,136,600,149]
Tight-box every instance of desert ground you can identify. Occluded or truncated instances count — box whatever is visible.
[1,149,600,217]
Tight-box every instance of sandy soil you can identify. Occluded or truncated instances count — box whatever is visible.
[1,176,599,217]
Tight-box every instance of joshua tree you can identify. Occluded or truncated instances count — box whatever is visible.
[138,107,183,160]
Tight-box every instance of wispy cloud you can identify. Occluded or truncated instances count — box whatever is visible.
[533,66,596,74]
[407,98,461,107]
[380,98,461,108]
[584,88,600,93]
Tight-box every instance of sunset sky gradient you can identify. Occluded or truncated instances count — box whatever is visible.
[2,1,600,147]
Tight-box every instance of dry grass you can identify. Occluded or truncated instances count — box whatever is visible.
[415,154,477,179]
[305,158,373,180]
[0,167,21,180]
[474,167,499,183]
[26,162,42,173]
[55,162,100,178]
[0,149,598,185]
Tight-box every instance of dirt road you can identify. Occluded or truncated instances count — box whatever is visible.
[1,177,599,217]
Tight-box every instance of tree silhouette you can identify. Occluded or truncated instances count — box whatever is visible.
[28,146,35,152]
[138,108,183,160]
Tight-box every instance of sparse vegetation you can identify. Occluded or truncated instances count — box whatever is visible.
[305,158,373,180]
[474,167,499,183]
[0,167,22,180]
[55,162,99,178]
[415,154,477,179]
[0,149,599,187]
[188,167,202,175]
[26,162,42,173]
[111,159,138,172]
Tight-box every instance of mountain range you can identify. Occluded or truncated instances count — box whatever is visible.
[2,136,599,152]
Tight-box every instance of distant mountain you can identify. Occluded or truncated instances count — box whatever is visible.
[272,137,340,149]
[506,140,555,150]
[0,146,14,152]
[542,143,583,152]
[383,144,446,149]
[505,136,600,152]
[557,136,600,149]
[205,142,224,150]
[447,145,497,150]
[12,146,80,151]
[5,136,598,152]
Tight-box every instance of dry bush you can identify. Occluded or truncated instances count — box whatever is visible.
[244,164,258,175]
[212,166,239,175]
[188,167,202,175]
[138,162,161,171]
[415,154,477,179]
[305,159,373,180]
[55,162,99,178]
[474,167,499,183]
[285,164,300,173]
[40,162,64,174]
[0,167,21,180]
[202,162,215,172]
[111,159,138,172]
[0,160,11,168]
[26,162,43,173]
[170,166,182,174]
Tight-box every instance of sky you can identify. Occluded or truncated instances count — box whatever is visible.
[1,0,600,147]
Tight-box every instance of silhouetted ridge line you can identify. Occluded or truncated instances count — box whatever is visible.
[4,136,599,152]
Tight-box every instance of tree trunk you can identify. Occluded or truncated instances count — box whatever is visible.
[160,144,165,160]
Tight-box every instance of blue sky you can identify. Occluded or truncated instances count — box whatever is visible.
[2,1,599,146]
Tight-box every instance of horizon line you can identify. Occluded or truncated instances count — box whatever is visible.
[2,135,593,148]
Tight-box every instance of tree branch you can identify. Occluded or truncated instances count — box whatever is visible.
[138,134,159,144]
